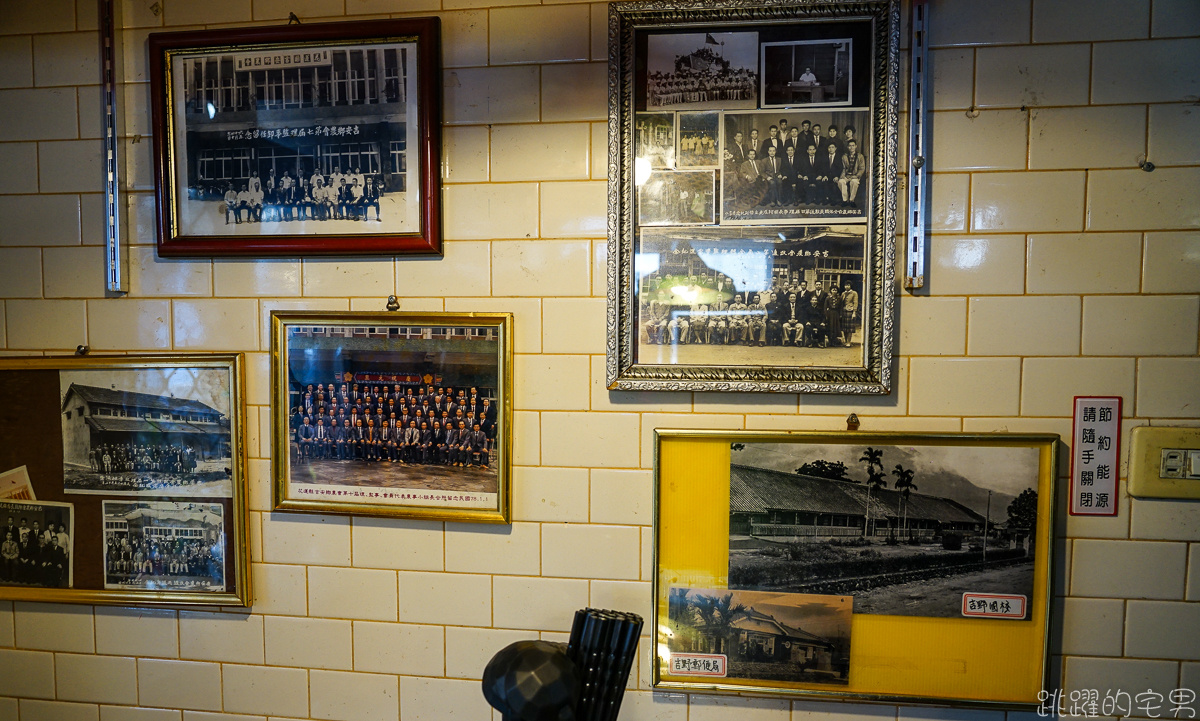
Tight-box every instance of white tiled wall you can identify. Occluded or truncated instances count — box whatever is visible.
[0,0,1198,718]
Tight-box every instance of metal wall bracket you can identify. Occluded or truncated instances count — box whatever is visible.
[101,0,128,294]
[905,0,929,292]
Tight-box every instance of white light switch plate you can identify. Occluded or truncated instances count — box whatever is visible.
[1128,426,1200,499]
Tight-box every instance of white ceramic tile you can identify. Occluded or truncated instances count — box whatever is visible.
[352,621,443,676]
[898,296,966,355]
[1189,544,1200,601]
[974,44,1091,108]
[138,659,222,712]
[1149,104,1200,166]
[512,465,589,523]
[543,298,606,354]
[1072,539,1187,598]
[308,566,398,622]
[1152,0,1200,36]
[1063,656,1179,696]
[908,358,1021,416]
[927,173,970,232]
[1059,597,1125,657]
[250,0,347,20]
[542,63,607,122]
[261,511,350,566]
[221,664,308,718]
[590,468,653,525]
[13,601,94,653]
[0,88,77,141]
[542,523,640,580]
[971,172,1086,232]
[249,563,307,617]
[688,695,790,721]
[264,616,352,670]
[1027,233,1143,294]
[399,677,494,721]
[493,575,590,631]
[1033,0,1149,41]
[1143,232,1200,292]
[1087,167,1200,231]
[178,611,263,664]
[258,299,349,351]
[929,48,974,110]
[492,239,591,297]
[540,411,640,468]
[95,607,178,658]
[589,356,693,413]
[444,66,540,126]
[55,653,137,705]
[1030,105,1147,172]
[439,9,488,68]
[0,247,41,296]
[927,0,1030,47]
[541,181,607,238]
[442,126,489,183]
[590,580,652,624]
[17,700,99,721]
[1130,497,1200,541]
[99,707,180,721]
[443,183,539,240]
[0,648,54,698]
[1020,358,1136,417]
[445,626,536,679]
[490,5,589,65]
[897,709,1002,721]
[603,691,687,721]
[1137,358,1200,418]
[37,139,103,193]
[0,601,11,646]
[394,241,491,297]
[352,517,443,571]
[930,109,1027,171]
[967,296,1080,356]
[0,36,32,88]
[5,299,86,349]
[182,713,264,721]
[1125,600,1200,659]
[691,393,797,416]
[397,571,491,626]
[212,259,302,297]
[512,409,541,465]
[491,124,591,182]
[301,258,394,298]
[445,521,540,576]
[32,32,97,87]
[1082,295,1199,356]
[793,701,898,721]
[1093,38,1200,104]
[514,354,590,411]
[0,194,81,246]
[86,299,172,350]
[309,670,398,721]
[0,143,37,192]
[175,299,259,350]
[590,122,607,180]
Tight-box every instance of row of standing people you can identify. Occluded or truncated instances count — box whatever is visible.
[0,521,69,587]
[296,417,492,468]
[224,173,382,223]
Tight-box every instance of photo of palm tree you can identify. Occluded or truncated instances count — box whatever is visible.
[728,441,1040,618]
[665,587,851,685]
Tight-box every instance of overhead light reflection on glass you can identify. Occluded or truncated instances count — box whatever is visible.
[635,156,651,186]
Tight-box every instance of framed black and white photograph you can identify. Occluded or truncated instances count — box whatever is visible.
[0,354,249,607]
[272,311,512,523]
[637,171,717,226]
[60,369,234,497]
[608,0,899,394]
[103,501,226,592]
[149,18,442,257]
[0,500,73,589]
[761,39,854,107]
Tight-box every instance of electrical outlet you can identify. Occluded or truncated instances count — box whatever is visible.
[1129,426,1200,499]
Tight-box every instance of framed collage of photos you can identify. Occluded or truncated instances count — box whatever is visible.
[0,355,250,607]
[607,0,900,393]
[271,312,512,523]
[652,430,1060,707]
[149,18,442,257]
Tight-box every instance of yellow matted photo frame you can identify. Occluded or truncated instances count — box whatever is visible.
[652,429,1060,708]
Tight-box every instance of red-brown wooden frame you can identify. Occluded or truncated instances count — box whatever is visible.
[148,18,442,257]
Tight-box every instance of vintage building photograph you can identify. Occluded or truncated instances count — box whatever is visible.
[728,442,1040,618]
[103,501,226,591]
[667,587,851,685]
[59,369,234,497]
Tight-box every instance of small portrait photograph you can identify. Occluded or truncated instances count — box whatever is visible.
[760,39,853,107]
[103,501,226,591]
[59,369,234,497]
[637,171,717,226]
[634,225,867,369]
[666,587,851,686]
[0,467,36,501]
[728,441,1041,619]
[721,110,869,225]
[635,112,677,170]
[0,500,73,589]
[677,111,721,168]
[645,31,759,110]
[273,313,512,523]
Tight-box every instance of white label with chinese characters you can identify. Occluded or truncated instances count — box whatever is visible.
[962,593,1027,619]
[1071,396,1121,516]
[669,653,727,677]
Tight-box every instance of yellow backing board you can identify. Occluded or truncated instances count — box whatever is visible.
[653,431,1058,708]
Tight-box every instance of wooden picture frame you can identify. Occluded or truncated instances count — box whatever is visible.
[653,429,1060,708]
[607,0,900,393]
[148,18,442,257]
[271,311,513,523]
[0,355,250,607]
